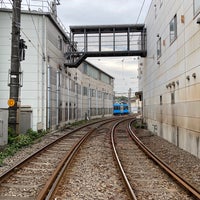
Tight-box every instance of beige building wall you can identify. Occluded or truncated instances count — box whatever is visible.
[139,0,200,158]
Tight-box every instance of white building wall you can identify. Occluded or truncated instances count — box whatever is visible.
[77,62,114,120]
[0,11,12,108]
[0,9,114,134]
[139,0,200,158]
[21,13,47,131]
[0,11,47,131]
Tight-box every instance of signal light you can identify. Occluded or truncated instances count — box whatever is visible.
[8,99,15,107]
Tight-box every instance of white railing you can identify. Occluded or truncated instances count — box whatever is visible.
[0,0,69,35]
[1,0,50,11]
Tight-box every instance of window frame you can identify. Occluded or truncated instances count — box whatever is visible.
[171,92,175,104]
[58,36,62,51]
[83,86,88,96]
[157,37,162,59]
[160,95,163,105]
[194,0,200,16]
[169,15,177,44]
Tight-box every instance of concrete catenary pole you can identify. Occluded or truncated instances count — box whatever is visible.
[8,0,22,134]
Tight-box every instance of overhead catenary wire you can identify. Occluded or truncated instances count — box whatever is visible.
[0,0,12,8]
[25,0,44,53]
[0,0,45,57]
[136,0,146,24]
[1,0,68,59]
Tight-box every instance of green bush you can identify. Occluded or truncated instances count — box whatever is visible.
[132,120,147,129]
[8,127,17,144]
[0,128,47,166]
[71,120,86,126]
[15,134,33,147]
[26,129,40,140]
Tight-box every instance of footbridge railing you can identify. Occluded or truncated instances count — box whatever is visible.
[65,24,147,68]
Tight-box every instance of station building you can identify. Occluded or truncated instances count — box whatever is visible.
[0,2,114,135]
[138,0,200,158]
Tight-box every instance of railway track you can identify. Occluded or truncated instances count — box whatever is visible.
[0,116,199,199]
[0,118,117,199]
[112,118,200,199]
[128,120,200,199]
[43,118,132,199]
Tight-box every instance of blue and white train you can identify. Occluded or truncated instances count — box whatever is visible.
[113,102,129,115]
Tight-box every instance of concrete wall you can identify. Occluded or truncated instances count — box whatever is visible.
[139,0,200,158]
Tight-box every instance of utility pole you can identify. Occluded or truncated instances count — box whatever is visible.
[8,0,22,134]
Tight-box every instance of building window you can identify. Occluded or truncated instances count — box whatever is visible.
[170,15,177,44]
[157,37,161,59]
[98,91,102,99]
[160,95,163,105]
[83,87,88,96]
[194,0,200,15]
[171,92,175,104]
[77,84,81,94]
[58,36,62,50]
[91,89,96,97]
[71,80,75,92]
[83,63,87,74]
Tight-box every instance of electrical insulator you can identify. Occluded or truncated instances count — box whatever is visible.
[19,39,27,61]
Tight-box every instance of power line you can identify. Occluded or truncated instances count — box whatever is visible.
[136,0,146,24]
[25,0,44,52]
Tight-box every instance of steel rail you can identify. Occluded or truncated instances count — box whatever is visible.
[38,118,119,200]
[37,125,97,199]
[0,117,116,183]
[128,120,200,200]
[111,118,138,200]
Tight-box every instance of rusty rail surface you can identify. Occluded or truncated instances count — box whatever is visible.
[128,119,200,200]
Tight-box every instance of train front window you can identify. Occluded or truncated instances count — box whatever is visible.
[114,106,120,110]
[124,106,128,110]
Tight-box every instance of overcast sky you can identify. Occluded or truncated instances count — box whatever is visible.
[57,0,152,96]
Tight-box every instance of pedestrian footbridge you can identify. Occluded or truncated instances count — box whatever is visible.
[65,24,147,68]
